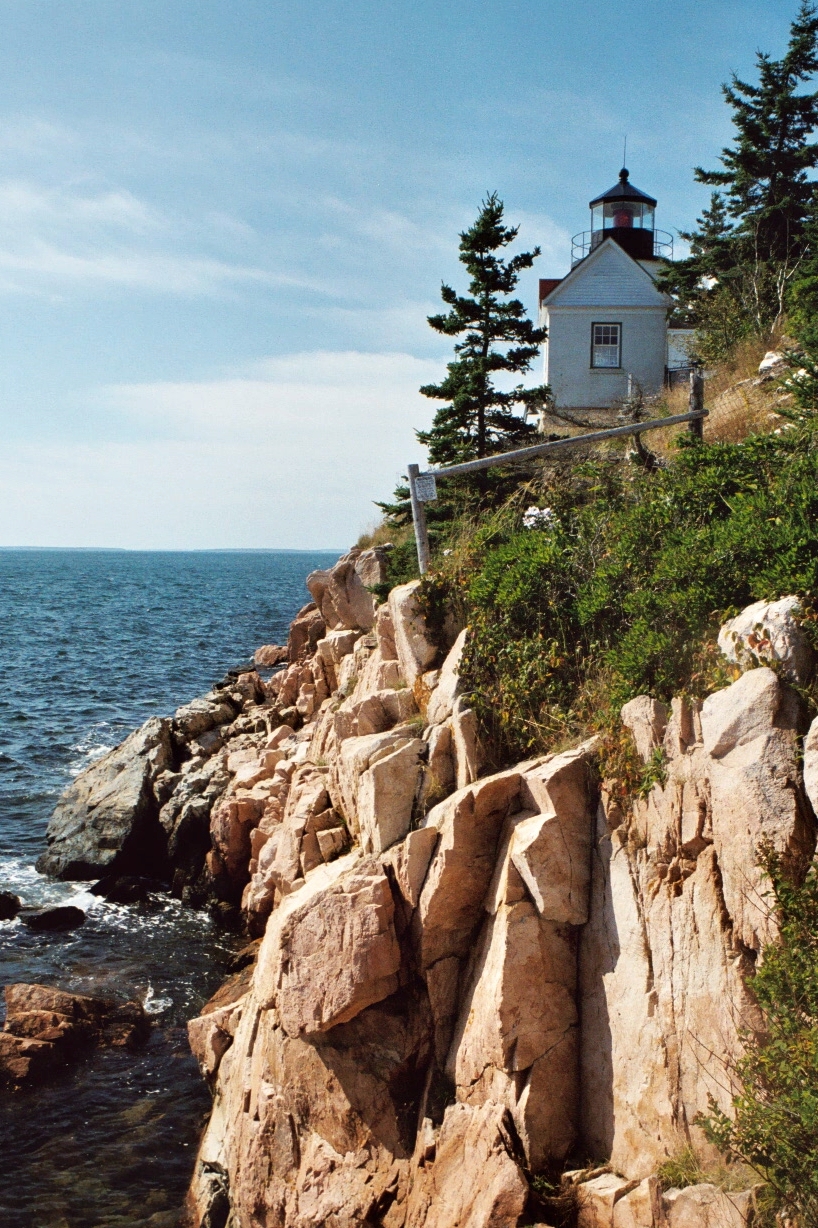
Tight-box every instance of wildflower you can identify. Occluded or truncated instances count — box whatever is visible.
[522,506,556,530]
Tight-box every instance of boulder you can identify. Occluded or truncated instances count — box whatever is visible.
[758,349,785,375]
[805,714,818,818]
[579,654,816,1179]
[267,724,295,750]
[333,728,420,835]
[388,581,438,686]
[316,629,362,689]
[577,1173,638,1228]
[451,699,481,789]
[448,899,579,1167]
[515,746,596,924]
[190,979,434,1228]
[403,1101,528,1228]
[22,905,86,931]
[612,1178,662,1228]
[700,667,783,758]
[256,854,402,1037]
[334,686,419,741]
[209,792,264,893]
[90,875,164,904]
[188,971,250,1082]
[717,596,813,684]
[287,602,327,663]
[37,717,173,880]
[253,644,288,667]
[357,738,424,855]
[426,630,467,725]
[173,695,236,740]
[662,1183,754,1228]
[416,768,524,973]
[1,983,149,1087]
[307,549,386,633]
[621,696,669,763]
[0,891,21,921]
[382,827,440,911]
[425,722,455,797]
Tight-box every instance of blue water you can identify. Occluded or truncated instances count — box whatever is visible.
[0,548,338,1228]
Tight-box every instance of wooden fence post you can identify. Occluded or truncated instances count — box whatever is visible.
[408,463,431,576]
[689,368,704,439]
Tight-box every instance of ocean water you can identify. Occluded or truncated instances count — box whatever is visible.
[0,548,339,1228]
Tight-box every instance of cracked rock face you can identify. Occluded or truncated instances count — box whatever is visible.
[580,669,813,1180]
[48,579,797,1228]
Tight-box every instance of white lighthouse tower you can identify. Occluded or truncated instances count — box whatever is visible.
[539,169,683,412]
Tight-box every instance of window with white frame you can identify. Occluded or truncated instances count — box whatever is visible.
[591,322,621,368]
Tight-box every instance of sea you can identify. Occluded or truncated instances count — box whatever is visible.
[0,548,340,1228]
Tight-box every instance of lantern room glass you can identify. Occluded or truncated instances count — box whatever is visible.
[591,201,655,231]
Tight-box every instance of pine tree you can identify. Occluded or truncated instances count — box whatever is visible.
[417,193,548,467]
[660,193,735,321]
[697,0,818,270]
[378,194,549,533]
[661,2,818,348]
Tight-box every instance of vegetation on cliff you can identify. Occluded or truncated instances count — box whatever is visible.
[704,851,818,1224]
[378,413,818,768]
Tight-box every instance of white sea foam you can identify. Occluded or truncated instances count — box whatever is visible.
[69,722,119,776]
[143,983,173,1015]
[0,856,78,908]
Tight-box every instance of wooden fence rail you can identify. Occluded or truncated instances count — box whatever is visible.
[408,372,707,574]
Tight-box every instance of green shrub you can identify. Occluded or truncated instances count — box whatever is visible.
[439,417,818,765]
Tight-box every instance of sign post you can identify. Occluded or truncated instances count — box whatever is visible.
[408,463,432,575]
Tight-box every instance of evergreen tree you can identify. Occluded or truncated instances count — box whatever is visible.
[661,2,818,347]
[416,193,549,468]
[378,195,549,537]
[697,0,818,268]
[659,193,736,324]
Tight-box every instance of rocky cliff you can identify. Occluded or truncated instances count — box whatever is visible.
[40,552,818,1228]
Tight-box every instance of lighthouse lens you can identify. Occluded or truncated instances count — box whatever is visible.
[599,200,655,230]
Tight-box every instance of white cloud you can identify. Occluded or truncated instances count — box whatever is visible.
[512,210,573,275]
[0,180,158,231]
[1,351,443,548]
[319,196,453,255]
[0,240,318,297]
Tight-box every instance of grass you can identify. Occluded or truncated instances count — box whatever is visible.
[656,1146,759,1194]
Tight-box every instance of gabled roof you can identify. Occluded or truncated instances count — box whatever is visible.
[540,238,671,310]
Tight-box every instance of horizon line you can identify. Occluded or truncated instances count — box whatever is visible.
[0,545,347,554]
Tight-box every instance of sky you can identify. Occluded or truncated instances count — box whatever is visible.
[0,0,800,549]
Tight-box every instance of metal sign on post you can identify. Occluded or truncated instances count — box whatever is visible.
[414,473,438,503]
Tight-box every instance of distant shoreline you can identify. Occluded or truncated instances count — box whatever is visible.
[0,546,345,554]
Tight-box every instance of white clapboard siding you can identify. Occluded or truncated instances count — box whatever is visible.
[540,238,673,409]
[545,239,668,309]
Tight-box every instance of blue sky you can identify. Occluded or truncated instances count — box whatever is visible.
[0,0,797,548]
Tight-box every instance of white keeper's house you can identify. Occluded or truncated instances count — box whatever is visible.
[539,168,692,411]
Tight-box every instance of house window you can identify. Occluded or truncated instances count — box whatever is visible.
[591,323,621,368]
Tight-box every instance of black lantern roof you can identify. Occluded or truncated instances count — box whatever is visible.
[589,168,657,208]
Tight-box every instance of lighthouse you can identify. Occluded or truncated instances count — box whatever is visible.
[538,168,686,413]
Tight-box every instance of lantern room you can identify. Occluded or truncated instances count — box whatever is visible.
[571,168,672,265]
